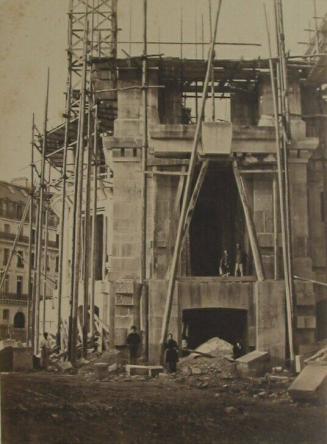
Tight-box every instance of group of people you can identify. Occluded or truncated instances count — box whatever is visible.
[127,326,245,372]
[40,326,244,373]
[219,243,245,277]
[126,326,180,373]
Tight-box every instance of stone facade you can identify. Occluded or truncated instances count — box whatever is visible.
[91,58,326,363]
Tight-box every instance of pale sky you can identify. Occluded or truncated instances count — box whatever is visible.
[0,0,325,182]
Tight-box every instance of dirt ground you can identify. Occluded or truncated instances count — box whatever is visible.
[1,371,326,444]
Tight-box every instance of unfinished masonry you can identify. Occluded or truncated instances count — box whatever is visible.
[92,49,327,364]
[16,1,327,366]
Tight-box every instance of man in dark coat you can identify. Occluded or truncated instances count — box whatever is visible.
[164,333,179,373]
[219,249,231,276]
[126,325,141,365]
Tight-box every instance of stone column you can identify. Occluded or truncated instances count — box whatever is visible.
[288,157,313,277]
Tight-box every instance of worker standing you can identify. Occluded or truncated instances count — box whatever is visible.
[40,332,51,370]
[234,243,244,277]
[219,249,230,276]
[126,325,141,365]
[164,333,179,373]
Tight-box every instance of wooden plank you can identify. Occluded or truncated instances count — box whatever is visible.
[233,159,265,282]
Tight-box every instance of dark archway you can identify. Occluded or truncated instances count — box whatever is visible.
[189,164,246,276]
[182,308,247,349]
[13,312,25,329]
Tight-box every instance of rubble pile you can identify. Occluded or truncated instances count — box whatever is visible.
[78,349,123,380]
[178,337,237,385]
[304,346,327,365]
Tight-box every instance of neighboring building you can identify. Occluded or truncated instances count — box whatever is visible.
[0,180,59,341]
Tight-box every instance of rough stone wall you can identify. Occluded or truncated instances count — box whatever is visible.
[152,174,180,279]
[255,280,286,365]
[148,278,256,363]
[252,177,275,278]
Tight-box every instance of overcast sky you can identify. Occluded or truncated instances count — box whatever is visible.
[0,0,325,182]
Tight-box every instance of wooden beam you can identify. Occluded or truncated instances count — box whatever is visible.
[181,160,209,247]
[273,176,279,280]
[233,159,265,282]
[159,0,223,351]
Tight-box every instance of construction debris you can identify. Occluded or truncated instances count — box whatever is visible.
[288,364,327,403]
[236,351,271,377]
[304,346,327,365]
[0,343,33,372]
[126,365,164,378]
[178,337,237,384]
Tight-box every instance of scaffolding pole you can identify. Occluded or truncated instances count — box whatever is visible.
[82,98,93,357]
[233,160,265,281]
[274,0,295,308]
[141,0,148,284]
[140,0,149,358]
[57,1,73,349]
[265,3,295,364]
[34,68,50,355]
[274,0,295,363]
[26,114,35,345]
[90,105,98,337]
[42,196,49,335]
[160,0,223,352]
[69,16,88,364]
[209,0,216,121]
[273,176,279,280]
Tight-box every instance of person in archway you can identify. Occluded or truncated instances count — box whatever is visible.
[40,332,51,370]
[234,243,244,277]
[164,333,179,373]
[233,339,244,359]
[219,249,230,277]
[126,325,141,365]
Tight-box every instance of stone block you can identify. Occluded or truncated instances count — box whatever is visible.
[293,257,313,276]
[94,363,109,380]
[12,347,33,371]
[236,350,271,377]
[110,257,140,275]
[295,282,315,306]
[296,315,317,329]
[293,236,308,257]
[126,365,163,377]
[255,280,286,364]
[254,211,265,232]
[289,364,327,402]
[115,306,132,316]
[200,121,232,155]
[116,279,134,294]
[115,316,133,329]
[264,211,274,232]
[115,294,134,306]
[115,328,127,346]
[258,233,273,248]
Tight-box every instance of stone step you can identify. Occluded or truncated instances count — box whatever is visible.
[288,364,327,402]
[126,364,163,377]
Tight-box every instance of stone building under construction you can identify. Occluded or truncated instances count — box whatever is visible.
[79,51,326,364]
[35,3,327,366]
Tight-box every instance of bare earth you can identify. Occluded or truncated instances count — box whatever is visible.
[1,372,326,444]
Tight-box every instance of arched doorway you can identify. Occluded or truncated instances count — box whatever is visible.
[14,312,25,329]
[182,308,247,349]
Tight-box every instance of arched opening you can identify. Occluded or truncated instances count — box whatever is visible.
[14,312,25,329]
[190,164,250,276]
[182,308,247,350]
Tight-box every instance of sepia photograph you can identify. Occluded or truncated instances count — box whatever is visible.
[0,0,326,442]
